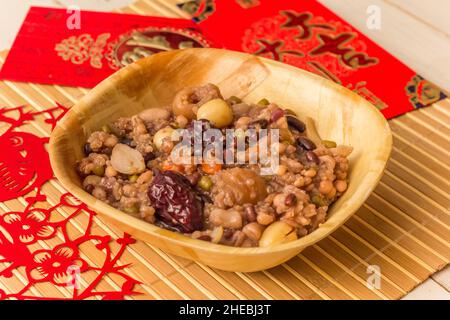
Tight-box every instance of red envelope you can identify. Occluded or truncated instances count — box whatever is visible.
[0,7,215,88]
[179,0,447,119]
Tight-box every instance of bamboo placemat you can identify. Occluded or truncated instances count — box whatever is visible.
[0,0,448,300]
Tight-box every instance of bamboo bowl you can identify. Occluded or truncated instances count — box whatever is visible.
[49,48,392,272]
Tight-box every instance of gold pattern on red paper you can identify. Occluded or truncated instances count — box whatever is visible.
[280,11,334,40]
[105,27,211,69]
[347,81,388,110]
[236,0,260,9]
[243,10,379,80]
[54,28,211,71]
[310,33,379,70]
[54,33,111,69]
[405,75,447,108]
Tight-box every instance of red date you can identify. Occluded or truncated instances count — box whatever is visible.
[148,170,203,233]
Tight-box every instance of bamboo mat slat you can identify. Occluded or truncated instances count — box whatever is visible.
[0,1,448,300]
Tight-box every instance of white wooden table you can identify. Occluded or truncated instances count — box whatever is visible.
[0,0,448,300]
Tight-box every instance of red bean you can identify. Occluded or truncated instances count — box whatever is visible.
[284,193,297,206]
[305,151,320,164]
[270,108,285,123]
[198,235,212,241]
[223,228,234,239]
[286,115,306,132]
[84,143,93,155]
[85,184,94,194]
[244,204,257,222]
[297,137,316,151]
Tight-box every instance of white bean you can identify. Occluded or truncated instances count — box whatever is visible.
[209,209,243,229]
[138,107,170,122]
[242,223,264,241]
[111,143,145,175]
[259,221,297,247]
[153,126,175,151]
[196,99,233,128]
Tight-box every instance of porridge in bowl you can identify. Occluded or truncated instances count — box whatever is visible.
[77,83,352,248]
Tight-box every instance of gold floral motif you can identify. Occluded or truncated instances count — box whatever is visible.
[406,75,446,108]
[178,41,194,49]
[347,81,387,110]
[104,27,211,70]
[55,33,111,69]
[125,32,171,51]
[177,0,216,22]
[121,47,153,66]
[236,0,260,8]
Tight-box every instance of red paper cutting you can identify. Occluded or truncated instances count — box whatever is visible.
[0,192,141,300]
[0,105,65,202]
[0,103,141,300]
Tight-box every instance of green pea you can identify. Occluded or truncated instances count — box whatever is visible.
[101,124,111,133]
[284,109,297,116]
[198,176,213,191]
[92,166,105,176]
[311,195,327,207]
[322,140,337,148]
[129,174,139,183]
[228,96,242,104]
[257,98,270,106]
[123,204,139,215]
[170,121,180,129]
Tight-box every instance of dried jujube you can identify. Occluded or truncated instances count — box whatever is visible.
[148,170,203,233]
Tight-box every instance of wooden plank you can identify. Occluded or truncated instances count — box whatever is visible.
[318,0,450,90]
[402,278,450,300]
[432,266,450,292]
[385,0,450,36]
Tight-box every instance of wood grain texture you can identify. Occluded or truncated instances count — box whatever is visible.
[0,0,135,50]
[318,0,450,91]
[385,0,450,36]
[0,0,448,299]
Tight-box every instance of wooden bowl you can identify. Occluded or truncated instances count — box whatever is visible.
[49,48,392,272]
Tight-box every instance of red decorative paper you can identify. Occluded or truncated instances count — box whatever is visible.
[0,7,215,88]
[0,104,140,300]
[1,4,446,119]
[194,0,447,119]
[0,105,67,202]
[176,0,216,22]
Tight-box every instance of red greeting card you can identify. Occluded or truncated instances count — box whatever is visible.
[177,0,447,119]
[0,7,215,88]
[0,4,446,119]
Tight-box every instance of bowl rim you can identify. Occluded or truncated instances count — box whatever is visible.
[49,48,392,256]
